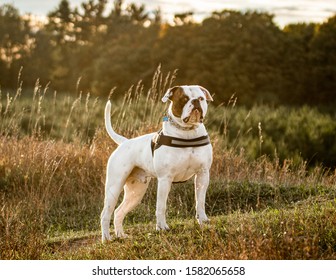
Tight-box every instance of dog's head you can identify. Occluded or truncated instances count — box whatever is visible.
[162,85,213,126]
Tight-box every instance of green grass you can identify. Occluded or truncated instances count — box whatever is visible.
[43,197,336,260]
[1,69,336,259]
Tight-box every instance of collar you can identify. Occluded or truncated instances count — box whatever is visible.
[163,114,199,131]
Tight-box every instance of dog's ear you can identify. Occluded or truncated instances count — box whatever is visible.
[199,86,213,102]
[162,86,180,103]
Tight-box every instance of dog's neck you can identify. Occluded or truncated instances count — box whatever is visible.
[165,114,198,131]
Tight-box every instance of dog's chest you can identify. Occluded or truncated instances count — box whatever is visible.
[176,147,208,166]
[174,147,211,181]
[154,145,212,181]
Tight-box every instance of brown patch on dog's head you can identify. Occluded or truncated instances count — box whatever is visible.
[170,87,190,118]
[162,86,189,117]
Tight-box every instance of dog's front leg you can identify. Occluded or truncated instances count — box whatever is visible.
[195,169,210,224]
[156,177,172,231]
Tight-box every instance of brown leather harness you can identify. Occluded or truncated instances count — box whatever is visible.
[151,130,211,156]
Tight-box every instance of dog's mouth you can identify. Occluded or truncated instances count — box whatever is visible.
[183,109,203,124]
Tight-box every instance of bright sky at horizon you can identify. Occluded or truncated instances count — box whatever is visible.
[3,0,336,27]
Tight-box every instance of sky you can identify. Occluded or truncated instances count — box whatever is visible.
[3,0,336,27]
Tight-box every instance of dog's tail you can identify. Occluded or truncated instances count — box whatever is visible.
[104,101,128,145]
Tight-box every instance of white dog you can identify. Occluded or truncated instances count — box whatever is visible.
[101,85,213,242]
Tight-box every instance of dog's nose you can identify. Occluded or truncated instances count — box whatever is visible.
[191,99,201,110]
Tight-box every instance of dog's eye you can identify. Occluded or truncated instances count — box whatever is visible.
[183,96,189,102]
[198,97,204,101]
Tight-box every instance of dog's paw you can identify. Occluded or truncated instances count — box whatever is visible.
[102,232,112,243]
[115,230,129,239]
[156,222,170,231]
[197,215,210,225]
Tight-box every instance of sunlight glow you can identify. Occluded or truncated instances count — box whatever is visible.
[10,0,336,27]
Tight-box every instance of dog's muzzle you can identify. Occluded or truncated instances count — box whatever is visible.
[183,99,204,123]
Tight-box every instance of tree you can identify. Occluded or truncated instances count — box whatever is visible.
[310,15,336,104]
[174,12,194,26]
[126,3,148,25]
[0,4,31,87]
[47,0,74,43]
[198,10,285,104]
[282,23,315,104]
[75,0,108,43]
[46,0,77,90]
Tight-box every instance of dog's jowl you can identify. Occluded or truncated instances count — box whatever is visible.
[101,85,213,242]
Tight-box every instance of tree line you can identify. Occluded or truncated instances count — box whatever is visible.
[0,0,335,106]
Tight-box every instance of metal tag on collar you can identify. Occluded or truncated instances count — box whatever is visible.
[163,116,169,122]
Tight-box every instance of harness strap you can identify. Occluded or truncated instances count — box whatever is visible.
[151,130,210,156]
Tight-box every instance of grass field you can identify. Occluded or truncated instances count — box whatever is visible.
[1,72,336,259]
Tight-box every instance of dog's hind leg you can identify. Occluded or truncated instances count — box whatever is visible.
[114,170,150,238]
[101,180,124,242]
[101,158,133,242]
